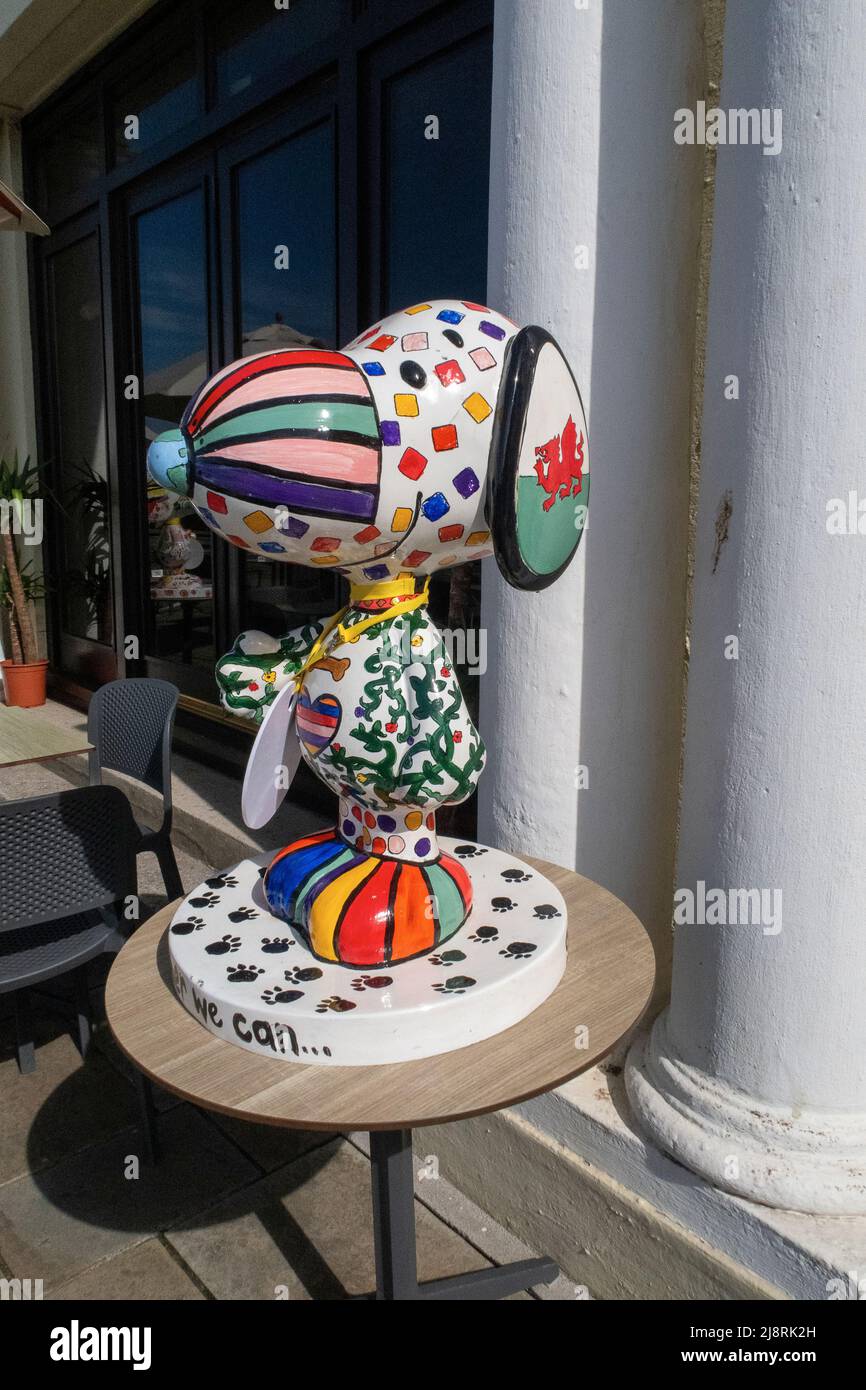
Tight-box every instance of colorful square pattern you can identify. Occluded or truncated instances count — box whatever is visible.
[434,360,465,388]
[463,392,492,422]
[432,424,458,452]
[398,448,428,480]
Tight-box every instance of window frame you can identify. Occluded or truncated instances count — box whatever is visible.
[23,0,494,746]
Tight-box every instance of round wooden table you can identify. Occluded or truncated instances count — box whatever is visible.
[106,855,654,1301]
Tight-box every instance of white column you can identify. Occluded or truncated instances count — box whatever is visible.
[627,0,866,1213]
[481,0,704,955]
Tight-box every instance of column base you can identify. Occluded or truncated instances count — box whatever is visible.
[626,1010,866,1215]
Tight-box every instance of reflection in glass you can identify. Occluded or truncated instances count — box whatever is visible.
[49,235,113,645]
[213,0,340,101]
[385,35,492,311]
[37,104,102,221]
[233,121,340,632]
[136,189,215,671]
[236,121,336,351]
[113,47,199,164]
[384,34,492,838]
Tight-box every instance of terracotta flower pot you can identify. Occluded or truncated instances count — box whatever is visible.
[1,658,48,708]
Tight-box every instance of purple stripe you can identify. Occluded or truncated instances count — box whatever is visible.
[196,462,377,519]
[296,850,370,913]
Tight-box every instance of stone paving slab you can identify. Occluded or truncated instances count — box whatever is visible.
[48,1237,206,1302]
[0,1019,140,1185]
[165,1137,498,1301]
[0,1104,259,1291]
[205,1112,333,1175]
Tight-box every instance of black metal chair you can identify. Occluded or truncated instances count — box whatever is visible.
[0,785,136,1073]
[88,677,183,901]
[0,785,160,1161]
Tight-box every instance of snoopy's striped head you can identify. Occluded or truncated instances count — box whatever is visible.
[147,300,589,590]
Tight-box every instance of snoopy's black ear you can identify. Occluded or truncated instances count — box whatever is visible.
[486,326,589,591]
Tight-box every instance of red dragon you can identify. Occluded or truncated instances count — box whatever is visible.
[533,414,585,513]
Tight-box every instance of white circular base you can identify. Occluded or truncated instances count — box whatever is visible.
[168,841,567,1066]
[626,1011,866,1214]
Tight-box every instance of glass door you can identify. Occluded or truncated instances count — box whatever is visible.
[123,162,224,699]
[217,97,342,638]
[40,217,116,684]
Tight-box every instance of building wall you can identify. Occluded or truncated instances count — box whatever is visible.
[0,0,156,111]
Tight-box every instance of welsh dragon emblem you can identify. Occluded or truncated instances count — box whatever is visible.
[533,414,585,513]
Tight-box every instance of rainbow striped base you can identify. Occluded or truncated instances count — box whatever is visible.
[264,828,473,968]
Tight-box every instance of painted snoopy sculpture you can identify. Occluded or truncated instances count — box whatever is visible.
[148,299,588,968]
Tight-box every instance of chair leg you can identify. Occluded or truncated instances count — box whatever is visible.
[74,965,92,1058]
[134,1068,161,1165]
[154,839,184,902]
[13,990,36,1075]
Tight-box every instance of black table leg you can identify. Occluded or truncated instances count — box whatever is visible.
[370,1128,418,1299]
[368,1128,559,1301]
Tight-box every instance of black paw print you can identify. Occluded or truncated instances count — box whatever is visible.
[469,926,498,944]
[189,890,220,908]
[205,934,241,955]
[501,868,531,883]
[261,936,293,954]
[228,905,259,923]
[171,915,205,936]
[226,963,264,983]
[284,966,324,984]
[428,949,467,966]
[499,941,537,960]
[261,986,304,1006]
[205,873,238,890]
[491,897,516,913]
[432,975,477,995]
[453,844,488,859]
[351,974,394,992]
[315,996,357,1014]
[533,903,562,920]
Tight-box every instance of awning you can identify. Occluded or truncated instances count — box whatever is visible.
[0,177,49,235]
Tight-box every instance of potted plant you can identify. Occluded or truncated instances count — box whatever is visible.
[0,454,48,707]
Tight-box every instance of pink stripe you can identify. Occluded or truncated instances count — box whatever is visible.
[188,352,269,400]
[185,350,323,416]
[204,367,370,425]
[298,709,340,731]
[198,437,379,484]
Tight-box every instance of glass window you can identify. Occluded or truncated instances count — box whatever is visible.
[213,0,340,101]
[136,188,215,670]
[47,235,113,645]
[113,47,199,165]
[36,103,102,222]
[235,121,336,351]
[232,119,340,632]
[384,34,493,311]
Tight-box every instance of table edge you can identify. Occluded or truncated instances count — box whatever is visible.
[106,855,657,1132]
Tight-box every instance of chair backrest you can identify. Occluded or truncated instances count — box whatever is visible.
[88,677,178,807]
[0,785,138,933]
